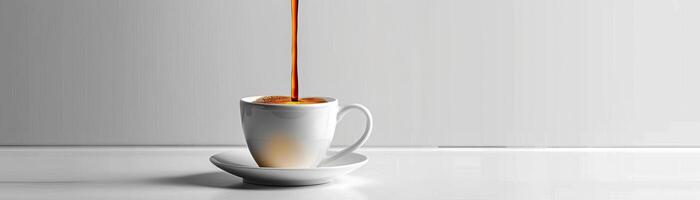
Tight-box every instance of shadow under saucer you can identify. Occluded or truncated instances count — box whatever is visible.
[152,171,372,200]
[153,172,324,190]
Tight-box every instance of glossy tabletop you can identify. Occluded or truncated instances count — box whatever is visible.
[1,147,700,200]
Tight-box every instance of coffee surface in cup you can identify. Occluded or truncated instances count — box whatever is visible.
[254,96,327,105]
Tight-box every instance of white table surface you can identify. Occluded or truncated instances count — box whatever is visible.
[1,147,700,200]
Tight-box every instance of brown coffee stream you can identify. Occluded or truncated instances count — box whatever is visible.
[255,0,321,105]
[290,0,299,101]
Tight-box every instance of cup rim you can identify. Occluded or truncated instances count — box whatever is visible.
[240,96,337,107]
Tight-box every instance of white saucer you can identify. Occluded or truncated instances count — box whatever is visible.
[210,151,368,186]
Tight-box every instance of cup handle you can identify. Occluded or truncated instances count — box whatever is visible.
[320,104,373,165]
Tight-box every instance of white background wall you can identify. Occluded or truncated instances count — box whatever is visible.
[1,0,700,146]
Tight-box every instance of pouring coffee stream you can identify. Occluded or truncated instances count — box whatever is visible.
[252,0,325,105]
[291,0,299,102]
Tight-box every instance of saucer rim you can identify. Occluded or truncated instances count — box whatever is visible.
[209,151,368,171]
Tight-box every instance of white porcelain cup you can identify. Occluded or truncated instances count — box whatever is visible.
[240,96,373,168]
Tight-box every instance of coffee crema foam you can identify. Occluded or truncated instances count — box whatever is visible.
[254,96,327,105]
